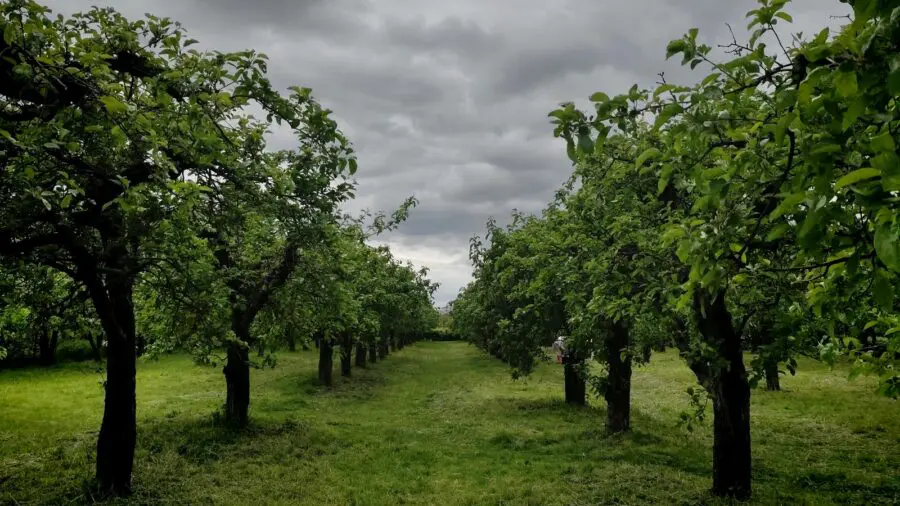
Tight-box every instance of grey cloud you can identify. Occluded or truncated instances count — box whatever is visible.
[40,0,844,305]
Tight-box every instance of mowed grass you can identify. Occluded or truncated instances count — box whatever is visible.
[1,342,899,505]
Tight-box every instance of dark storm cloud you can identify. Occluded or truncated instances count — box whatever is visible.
[41,0,845,304]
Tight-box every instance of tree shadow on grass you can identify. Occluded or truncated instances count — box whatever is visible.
[265,367,390,407]
[139,414,324,465]
[477,397,713,479]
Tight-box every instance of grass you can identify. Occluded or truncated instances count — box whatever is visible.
[1,342,899,505]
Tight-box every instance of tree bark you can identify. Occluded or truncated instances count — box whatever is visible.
[135,333,145,357]
[764,360,780,391]
[605,321,632,432]
[85,332,103,361]
[378,338,388,359]
[38,328,57,365]
[368,341,377,363]
[223,342,250,425]
[339,332,352,377]
[355,341,367,368]
[318,336,333,387]
[694,290,752,500]
[286,327,296,352]
[760,329,780,391]
[641,344,652,363]
[563,353,586,406]
[90,275,137,496]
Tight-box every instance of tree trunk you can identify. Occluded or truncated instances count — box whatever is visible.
[355,341,367,368]
[85,332,103,361]
[318,336,333,387]
[38,328,56,365]
[340,332,352,377]
[223,341,250,425]
[641,344,652,363]
[286,327,296,352]
[135,333,145,357]
[378,339,388,359]
[694,290,752,500]
[368,342,377,363]
[760,329,780,391]
[563,354,586,406]
[605,321,632,432]
[764,360,780,391]
[91,276,137,496]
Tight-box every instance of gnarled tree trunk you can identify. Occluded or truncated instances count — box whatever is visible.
[693,290,751,500]
[90,273,137,496]
[605,321,632,432]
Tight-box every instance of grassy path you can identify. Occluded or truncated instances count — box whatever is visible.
[1,342,899,504]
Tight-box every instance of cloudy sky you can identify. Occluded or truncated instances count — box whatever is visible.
[46,0,849,305]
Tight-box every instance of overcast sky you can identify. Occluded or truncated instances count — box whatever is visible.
[45,0,848,305]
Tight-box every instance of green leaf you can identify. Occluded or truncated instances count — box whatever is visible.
[852,0,877,24]
[775,112,795,145]
[875,222,900,272]
[3,22,15,45]
[348,158,358,176]
[99,95,128,114]
[589,92,610,103]
[769,193,805,220]
[654,103,683,130]
[888,68,900,96]
[653,84,674,98]
[811,143,842,156]
[871,131,896,153]
[635,148,661,169]
[873,272,894,310]
[834,70,858,98]
[666,39,686,59]
[774,12,793,22]
[577,132,594,153]
[835,168,880,189]
[766,223,790,241]
[842,98,865,131]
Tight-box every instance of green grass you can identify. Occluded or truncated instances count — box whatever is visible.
[1,342,899,505]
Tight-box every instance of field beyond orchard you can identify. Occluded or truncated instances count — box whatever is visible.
[1,342,899,505]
